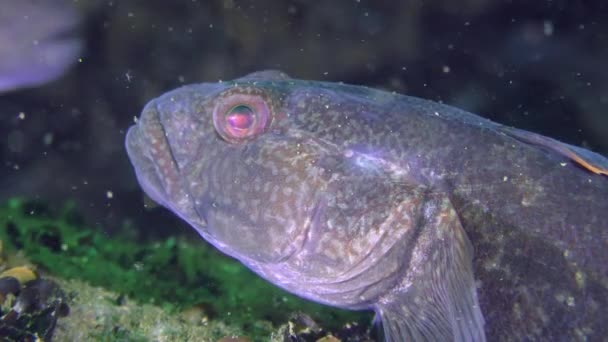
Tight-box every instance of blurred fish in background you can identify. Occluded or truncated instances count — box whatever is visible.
[0,0,82,93]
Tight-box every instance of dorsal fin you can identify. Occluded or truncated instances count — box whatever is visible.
[238,70,291,82]
[499,126,608,176]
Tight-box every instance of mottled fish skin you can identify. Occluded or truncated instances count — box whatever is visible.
[0,0,82,93]
[125,71,608,341]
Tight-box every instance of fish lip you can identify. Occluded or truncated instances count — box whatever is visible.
[126,101,207,228]
[125,118,167,209]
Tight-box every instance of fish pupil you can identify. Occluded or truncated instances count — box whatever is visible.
[226,105,255,130]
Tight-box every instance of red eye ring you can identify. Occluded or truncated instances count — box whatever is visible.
[212,91,271,143]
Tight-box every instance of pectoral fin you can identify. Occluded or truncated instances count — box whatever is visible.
[500,126,608,176]
[375,196,485,342]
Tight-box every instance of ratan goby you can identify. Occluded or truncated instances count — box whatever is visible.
[125,71,608,341]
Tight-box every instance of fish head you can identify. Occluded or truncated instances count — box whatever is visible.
[126,71,347,265]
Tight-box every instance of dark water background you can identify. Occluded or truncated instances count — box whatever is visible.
[1,0,606,239]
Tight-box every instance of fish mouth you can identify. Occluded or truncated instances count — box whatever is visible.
[125,101,207,228]
[125,123,167,208]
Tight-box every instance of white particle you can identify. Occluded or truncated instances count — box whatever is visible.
[543,20,554,36]
[43,133,54,146]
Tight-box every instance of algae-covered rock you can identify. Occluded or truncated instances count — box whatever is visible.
[0,199,374,341]
[52,277,243,341]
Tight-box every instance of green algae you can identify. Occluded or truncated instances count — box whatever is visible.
[0,199,373,340]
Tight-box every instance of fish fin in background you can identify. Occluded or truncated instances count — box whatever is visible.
[375,195,486,342]
[499,126,608,176]
[0,0,82,93]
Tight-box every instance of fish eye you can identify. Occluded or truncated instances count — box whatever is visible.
[212,91,271,143]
